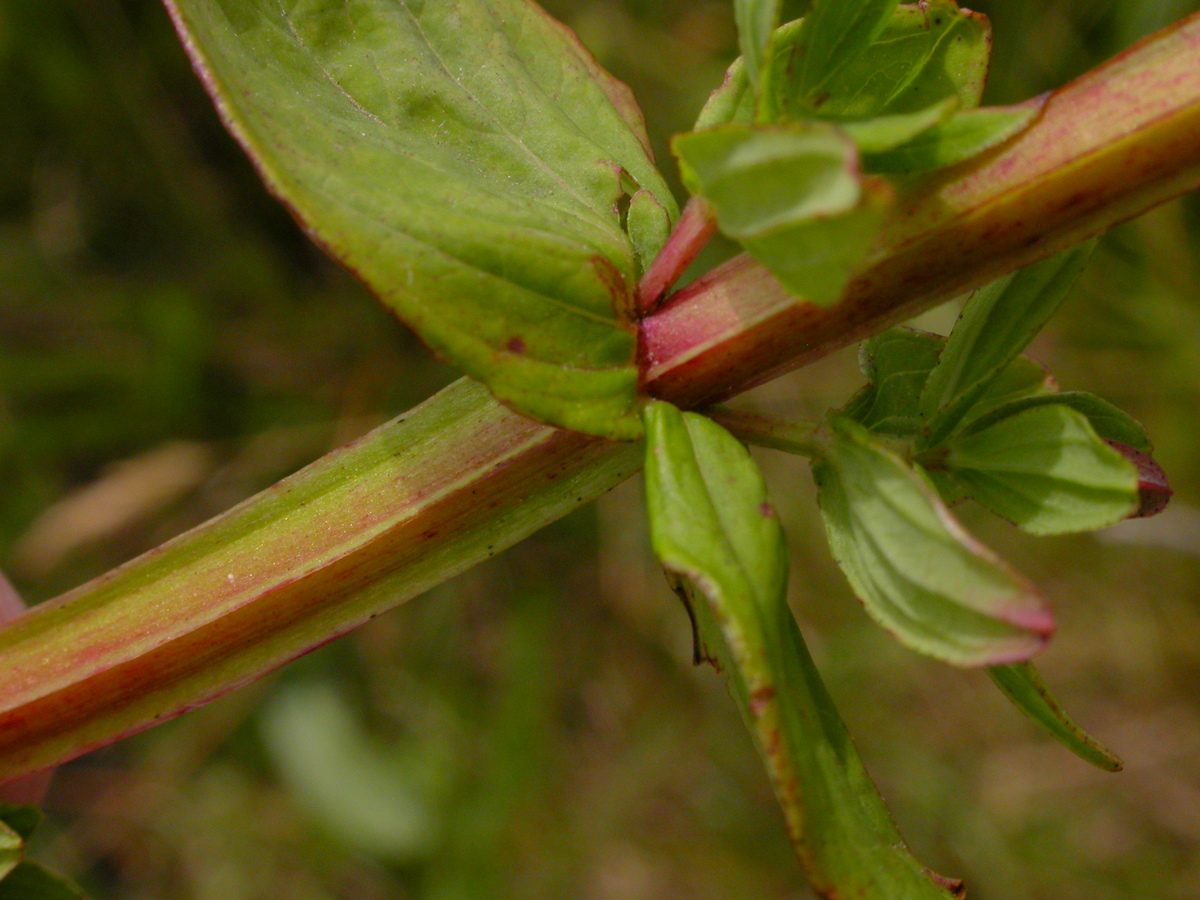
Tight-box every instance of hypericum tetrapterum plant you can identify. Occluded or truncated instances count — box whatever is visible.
[2,1,1200,896]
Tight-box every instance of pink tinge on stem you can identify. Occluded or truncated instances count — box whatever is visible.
[0,573,54,805]
[1107,442,1173,518]
[636,196,718,315]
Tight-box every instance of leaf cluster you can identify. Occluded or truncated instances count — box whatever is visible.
[676,0,1038,308]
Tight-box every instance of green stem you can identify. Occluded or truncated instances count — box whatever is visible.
[1,10,1200,782]
[706,406,823,458]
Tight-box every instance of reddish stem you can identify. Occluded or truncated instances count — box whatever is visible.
[636,195,718,315]
[0,574,53,805]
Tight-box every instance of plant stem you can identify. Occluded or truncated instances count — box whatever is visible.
[1,10,1199,783]
[636,195,717,315]
[706,407,823,458]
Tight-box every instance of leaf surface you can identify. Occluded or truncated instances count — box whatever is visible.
[814,416,1052,666]
[946,404,1139,535]
[673,122,888,305]
[842,98,959,155]
[791,0,990,119]
[734,0,783,93]
[988,663,1122,772]
[847,328,1054,438]
[919,243,1095,447]
[643,401,960,899]
[846,327,946,435]
[0,810,39,846]
[702,2,991,129]
[0,822,19,884]
[964,392,1152,453]
[164,0,678,438]
[788,0,901,107]
[864,104,1039,174]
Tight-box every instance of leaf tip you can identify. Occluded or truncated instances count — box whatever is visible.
[1107,441,1172,519]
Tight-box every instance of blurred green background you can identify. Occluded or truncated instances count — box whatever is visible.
[2,0,1200,897]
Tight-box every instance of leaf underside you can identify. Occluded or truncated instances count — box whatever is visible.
[643,401,959,899]
[164,0,678,439]
[814,416,1052,667]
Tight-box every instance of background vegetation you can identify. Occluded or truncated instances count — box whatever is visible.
[2,0,1199,896]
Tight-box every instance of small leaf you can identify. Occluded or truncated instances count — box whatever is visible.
[863,104,1039,174]
[846,327,946,435]
[920,243,1096,448]
[643,401,961,899]
[0,821,21,883]
[734,0,783,93]
[673,122,888,306]
[789,0,901,107]
[946,404,1139,535]
[989,663,1123,772]
[847,328,1053,439]
[164,0,680,438]
[959,356,1057,427]
[626,190,672,280]
[674,123,861,236]
[1109,442,1172,518]
[793,0,991,119]
[739,185,891,307]
[0,862,84,900]
[814,416,1052,666]
[699,2,992,127]
[842,97,959,155]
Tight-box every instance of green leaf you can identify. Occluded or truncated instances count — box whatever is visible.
[863,104,1039,174]
[738,189,890,307]
[989,663,1123,772]
[643,401,961,899]
[674,123,860,235]
[673,122,888,306]
[846,327,946,435]
[734,0,783,93]
[958,356,1057,427]
[842,97,959,155]
[813,416,1052,666]
[964,391,1152,453]
[945,404,1139,535]
[792,0,991,119]
[0,809,40,846]
[0,822,21,884]
[699,2,991,128]
[626,190,672,281]
[163,0,679,439]
[788,0,901,108]
[0,863,84,900]
[847,328,1053,438]
[919,243,1095,448]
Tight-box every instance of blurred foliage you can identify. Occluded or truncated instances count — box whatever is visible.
[2,0,1200,897]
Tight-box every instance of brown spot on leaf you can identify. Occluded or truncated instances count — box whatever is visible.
[759,502,777,519]
[506,336,526,354]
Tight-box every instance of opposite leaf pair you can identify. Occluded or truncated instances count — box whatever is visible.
[677,0,1038,306]
[640,244,1162,897]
